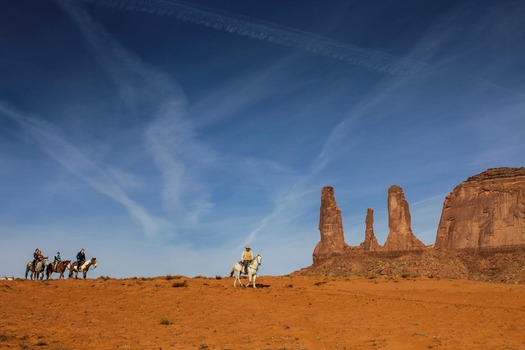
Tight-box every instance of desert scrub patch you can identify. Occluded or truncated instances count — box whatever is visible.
[166,274,183,280]
[215,275,222,280]
[172,281,188,288]
[159,318,172,325]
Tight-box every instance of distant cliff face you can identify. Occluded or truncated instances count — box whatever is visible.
[313,187,349,264]
[435,168,525,250]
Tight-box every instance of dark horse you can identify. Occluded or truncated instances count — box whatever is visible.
[46,260,71,280]
[25,257,49,280]
[69,257,97,279]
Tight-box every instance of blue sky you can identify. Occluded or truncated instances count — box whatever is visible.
[1,0,524,278]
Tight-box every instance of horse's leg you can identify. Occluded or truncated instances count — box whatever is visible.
[248,272,256,288]
[234,270,240,287]
[235,269,244,287]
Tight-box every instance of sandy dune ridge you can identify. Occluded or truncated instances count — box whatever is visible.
[1,275,525,349]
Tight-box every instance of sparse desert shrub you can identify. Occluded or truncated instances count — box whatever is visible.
[172,281,188,288]
[215,275,222,280]
[166,274,183,280]
[159,318,172,325]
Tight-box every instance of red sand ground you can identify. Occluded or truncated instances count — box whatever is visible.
[1,275,525,349]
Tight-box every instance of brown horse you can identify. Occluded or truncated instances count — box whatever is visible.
[69,257,97,279]
[25,257,49,280]
[46,260,71,280]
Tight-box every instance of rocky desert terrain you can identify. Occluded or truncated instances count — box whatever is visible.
[1,275,525,350]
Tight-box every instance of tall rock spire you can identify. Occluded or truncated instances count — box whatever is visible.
[383,185,425,251]
[313,186,349,264]
[360,208,380,252]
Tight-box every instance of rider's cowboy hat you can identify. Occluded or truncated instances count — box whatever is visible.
[245,246,251,249]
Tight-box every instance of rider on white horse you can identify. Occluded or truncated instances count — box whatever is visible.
[32,248,43,271]
[241,246,253,274]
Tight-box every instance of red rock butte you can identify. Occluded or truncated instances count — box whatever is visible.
[435,167,525,251]
[311,167,525,264]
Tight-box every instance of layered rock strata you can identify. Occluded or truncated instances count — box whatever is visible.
[313,187,349,264]
[435,167,525,250]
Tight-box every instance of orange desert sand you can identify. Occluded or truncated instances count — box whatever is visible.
[1,275,524,349]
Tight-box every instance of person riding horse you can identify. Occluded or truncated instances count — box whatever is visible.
[53,251,62,272]
[32,248,43,272]
[241,246,254,274]
[76,248,86,271]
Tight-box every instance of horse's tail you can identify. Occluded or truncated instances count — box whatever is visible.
[229,266,235,277]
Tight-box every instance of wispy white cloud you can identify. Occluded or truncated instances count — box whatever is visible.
[0,102,166,238]
[57,0,217,227]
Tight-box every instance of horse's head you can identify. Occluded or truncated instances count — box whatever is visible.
[256,254,262,264]
[43,257,49,265]
[91,257,97,268]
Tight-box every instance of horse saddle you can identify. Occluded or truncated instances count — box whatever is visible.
[238,261,248,274]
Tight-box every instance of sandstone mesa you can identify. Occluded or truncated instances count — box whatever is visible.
[302,167,525,283]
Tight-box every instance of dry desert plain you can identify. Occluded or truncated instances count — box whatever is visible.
[1,275,525,350]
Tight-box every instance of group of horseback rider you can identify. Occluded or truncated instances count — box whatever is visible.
[33,248,86,272]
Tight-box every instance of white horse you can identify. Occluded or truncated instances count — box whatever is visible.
[230,254,262,288]
[25,257,49,280]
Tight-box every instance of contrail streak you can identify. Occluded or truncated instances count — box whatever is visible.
[0,101,161,238]
[81,0,428,75]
